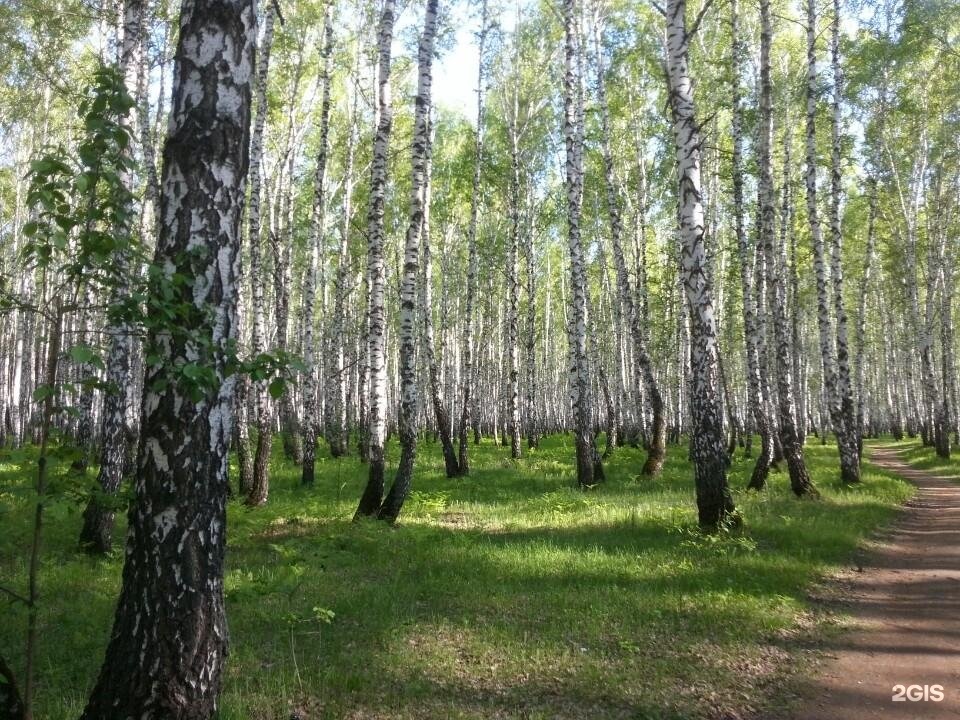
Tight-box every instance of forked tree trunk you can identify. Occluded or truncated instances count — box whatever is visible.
[377,0,439,522]
[354,0,397,518]
[80,0,254,713]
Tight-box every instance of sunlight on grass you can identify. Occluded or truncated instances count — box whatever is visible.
[0,436,914,719]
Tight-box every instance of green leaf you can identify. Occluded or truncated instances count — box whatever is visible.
[32,385,54,402]
[269,378,286,399]
[69,345,96,364]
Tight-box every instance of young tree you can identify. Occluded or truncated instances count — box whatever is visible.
[80,0,255,713]
[78,0,144,553]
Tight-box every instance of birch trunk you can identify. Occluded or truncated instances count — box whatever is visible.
[354,0,397,518]
[506,105,522,460]
[326,34,360,462]
[664,0,736,527]
[378,0,438,523]
[828,0,860,481]
[80,0,254,712]
[855,177,878,456]
[731,0,773,489]
[563,0,601,488]
[594,23,666,475]
[302,4,334,484]
[760,3,816,496]
[421,139,460,477]
[458,0,489,475]
[246,4,276,506]
[79,0,142,552]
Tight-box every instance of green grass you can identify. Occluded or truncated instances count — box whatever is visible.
[876,435,960,478]
[0,435,914,719]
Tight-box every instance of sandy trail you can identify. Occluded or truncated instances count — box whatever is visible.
[786,445,960,719]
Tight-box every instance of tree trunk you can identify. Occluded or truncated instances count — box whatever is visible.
[458,0,489,475]
[664,0,736,528]
[354,0,397,518]
[760,4,816,497]
[506,101,522,460]
[79,0,142,553]
[302,4,334,485]
[828,0,860,482]
[730,0,773,490]
[246,5,276,507]
[80,0,254,713]
[855,177,878,457]
[594,21,666,476]
[421,126,460,478]
[562,0,601,488]
[377,0,438,522]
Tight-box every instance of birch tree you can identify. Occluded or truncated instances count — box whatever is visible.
[302,2,333,485]
[246,3,277,506]
[354,0,397,518]
[458,0,489,476]
[563,0,602,488]
[376,0,439,522]
[663,0,736,527]
[80,0,255,712]
[594,19,666,475]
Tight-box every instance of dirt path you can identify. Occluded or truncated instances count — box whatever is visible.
[785,445,960,719]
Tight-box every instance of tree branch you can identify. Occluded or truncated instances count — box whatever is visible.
[688,0,724,39]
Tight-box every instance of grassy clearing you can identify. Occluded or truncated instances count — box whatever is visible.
[0,436,912,719]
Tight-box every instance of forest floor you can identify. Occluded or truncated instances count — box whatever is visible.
[0,435,925,719]
[780,443,960,720]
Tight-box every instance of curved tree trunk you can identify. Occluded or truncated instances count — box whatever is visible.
[594,23,666,476]
[377,0,439,523]
[421,133,460,478]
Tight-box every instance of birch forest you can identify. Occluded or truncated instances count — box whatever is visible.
[0,0,958,717]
